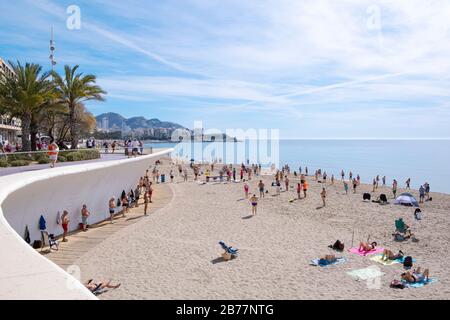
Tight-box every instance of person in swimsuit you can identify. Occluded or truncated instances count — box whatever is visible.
[296,183,302,199]
[109,197,116,223]
[401,268,430,283]
[144,191,150,215]
[250,194,258,215]
[61,210,70,242]
[81,205,90,232]
[303,180,308,197]
[85,279,121,293]
[358,241,377,252]
[258,180,265,198]
[343,181,349,195]
[320,187,327,207]
[381,249,404,261]
[244,183,249,198]
[121,196,129,217]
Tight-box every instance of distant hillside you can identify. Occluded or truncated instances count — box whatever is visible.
[95,112,185,130]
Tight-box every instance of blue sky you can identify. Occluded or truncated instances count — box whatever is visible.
[1,0,450,138]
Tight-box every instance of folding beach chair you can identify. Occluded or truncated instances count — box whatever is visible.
[41,231,59,252]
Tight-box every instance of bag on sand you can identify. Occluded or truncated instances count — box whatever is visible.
[390,280,405,289]
[329,240,344,251]
[403,256,413,268]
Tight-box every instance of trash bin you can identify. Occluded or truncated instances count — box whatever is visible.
[161,174,165,183]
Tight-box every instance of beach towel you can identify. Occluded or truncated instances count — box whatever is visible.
[370,255,416,266]
[310,257,346,267]
[348,247,384,256]
[402,278,437,288]
[347,267,385,281]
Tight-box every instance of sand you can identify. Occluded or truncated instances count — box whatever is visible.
[73,162,450,299]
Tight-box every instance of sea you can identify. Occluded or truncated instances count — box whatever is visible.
[144,139,450,194]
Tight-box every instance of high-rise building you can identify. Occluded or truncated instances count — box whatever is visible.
[0,57,22,144]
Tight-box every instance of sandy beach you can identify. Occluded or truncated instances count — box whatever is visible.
[72,161,450,299]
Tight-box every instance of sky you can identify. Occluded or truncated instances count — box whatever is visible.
[1,0,450,139]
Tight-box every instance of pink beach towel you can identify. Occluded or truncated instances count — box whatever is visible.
[348,247,384,256]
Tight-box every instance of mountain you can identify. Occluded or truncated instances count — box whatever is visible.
[95,112,186,131]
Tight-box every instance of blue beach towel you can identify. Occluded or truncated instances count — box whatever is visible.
[310,257,346,267]
[402,277,437,288]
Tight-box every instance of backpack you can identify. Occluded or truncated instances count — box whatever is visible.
[403,256,413,268]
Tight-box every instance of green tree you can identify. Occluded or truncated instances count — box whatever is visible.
[52,65,106,149]
[0,62,54,151]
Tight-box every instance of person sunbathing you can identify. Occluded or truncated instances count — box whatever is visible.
[381,249,404,261]
[318,254,338,264]
[401,268,430,283]
[358,241,377,252]
[85,279,121,293]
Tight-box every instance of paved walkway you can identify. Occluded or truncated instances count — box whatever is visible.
[42,183,173,271]
[0,153,128,177]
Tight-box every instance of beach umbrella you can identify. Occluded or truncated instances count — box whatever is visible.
[394,193,419,207]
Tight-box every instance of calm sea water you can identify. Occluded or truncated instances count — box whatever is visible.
[145,140,450,193]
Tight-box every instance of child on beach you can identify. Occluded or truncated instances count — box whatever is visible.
[352,178,358,193]
[296,183,302,199]
[250,194,258,215]
[343,181,349,195]
[121,196,129,217]
[244,183,249,198]
[109,197,116,223]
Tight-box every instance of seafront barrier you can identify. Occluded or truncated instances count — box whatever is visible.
[0,148,173,299]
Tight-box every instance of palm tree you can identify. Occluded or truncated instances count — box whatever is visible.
[52,65,106,149]
[0,62,54,151]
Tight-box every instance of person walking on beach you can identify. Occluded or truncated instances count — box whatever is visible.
[244,183,249,198]
[233,168,236,181]
[305,167,308,176]
[419,185,425,203]
[183,168,188,182]
[81,205,90,232]
[111,141,116,153]
[258,180,265,198]
[376,175,380,189]
[250,194,258,215]
[406,178,411,189]
[331,174,335,185]
[382,176,386,186]
[341,170,345,180]
[323,172,327,183]
[392,179,398,198]
[109,197,116,223]
[47,138,59,168]
[284,176,289,192]
[372,178,377,192]
[320,188,327,207]
[296,182,302,199]
[349,171,353,181]
[61,210,70,242]
[352,178,358,194]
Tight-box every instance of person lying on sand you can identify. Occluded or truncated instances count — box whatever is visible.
[401,268,430,283]
[85,279,121,293]
[318,254,339,265]
[358,241,377,252]
[381,249,404,261]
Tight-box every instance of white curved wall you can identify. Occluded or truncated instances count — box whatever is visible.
[0,149,172,299]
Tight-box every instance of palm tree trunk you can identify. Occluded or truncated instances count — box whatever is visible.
[69,105,78,149]
[21,112,32,152]
[30,120,38,151]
